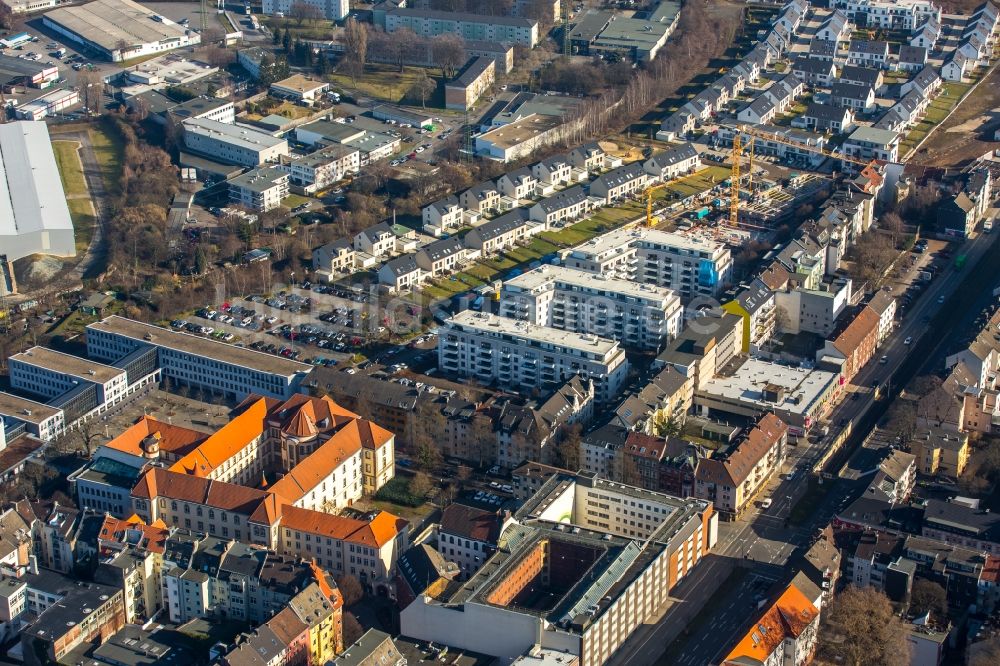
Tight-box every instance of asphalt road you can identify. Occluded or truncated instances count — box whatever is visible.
[607,226,1000,666]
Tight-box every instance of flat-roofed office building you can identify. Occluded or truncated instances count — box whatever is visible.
[86,315,312,400]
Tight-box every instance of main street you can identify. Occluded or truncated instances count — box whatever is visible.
[608,225,1000,666]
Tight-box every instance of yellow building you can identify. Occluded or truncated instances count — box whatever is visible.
[910,428,970,478]
[722,278,776,354]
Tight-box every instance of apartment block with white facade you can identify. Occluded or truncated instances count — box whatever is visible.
[385,8,539,46]
[261,0,348,20]
[499,265,683,350]
[438,311,629,402]
[280,145,359,195]
[183,118,289,167]
[561,227,732,300]
[0,392,65,441]
[228,166,289,212]
[9,346,129,409]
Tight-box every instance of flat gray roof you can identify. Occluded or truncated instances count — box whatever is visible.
[0,392,61,424]
[44,0,194,51]
[10,346,125,384]
[228,165,288,193]
[183,118,287,151]
[87,315,311,377]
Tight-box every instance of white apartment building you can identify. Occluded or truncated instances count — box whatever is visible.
[385,8,539,47]
[183,118,289,167]
[438,311,629,402]
[499,265,683,350]
[228,166,289,212]
[561,228,733,300]
[86,316,311,401]
[262,0,349,20]
[842,126,901,166]
[835,0,940,30]
[9,346,129,408]
[281,145,359,194]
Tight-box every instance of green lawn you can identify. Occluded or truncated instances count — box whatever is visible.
[667,165,731,199]
[282,193,312,209]
[51,140,88,197]
[68,199,97,254]
[88,125,125,196]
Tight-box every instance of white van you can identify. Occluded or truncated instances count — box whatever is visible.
[760,498,772,509]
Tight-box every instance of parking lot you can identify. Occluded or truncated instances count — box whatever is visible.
[171,282,437,368]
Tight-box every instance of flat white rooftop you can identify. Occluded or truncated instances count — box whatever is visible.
[0,121,74,262]
[698,358,839,416]
[44,0,194,51]
[183,118,287,151]
[444,311,621,356]
[0,392,61,425]
[566,226,725,261]
[503,264,677,303]
[10,346,125,385]
[87,315,311,377]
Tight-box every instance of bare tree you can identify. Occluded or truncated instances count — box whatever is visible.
[341,18,368,84]
[77,69,103,115]
[431,34,466,77]
[290,0,323,26]
[408,70,436,108]
[335,574,365,605]
[819,586,911,666]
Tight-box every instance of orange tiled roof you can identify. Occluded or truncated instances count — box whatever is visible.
[132,467,283,524]
[265,606,309,645]
[105,416,208,458]
[309,560,344,608]
[280,506,405,548]
[269,419,376,503]
[722,583,818,665]
[98,514,169,554]
[169,398,267,478]
[267,394,359,433]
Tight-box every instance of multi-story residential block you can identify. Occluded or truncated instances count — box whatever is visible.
[922,498,1000,556]
[86,316,312,401]
[228,166,289,212]
[613,365,693,436]
[498,265,683,350]
[654,311,743,392]
[694,413,788,519]
[842,126,901,167]
[262,0,348,20]
[773,278,853,336]
[280,145,360,195]
[835,0,940,30]
[438,311,629,402]
[817,306,881,383]
[866,289,897,345]
[722,278,777,353]
[19,572,125,666]
[561,227,733,300]
[445,56,496,111]
[721,583,819,666]
[437,499,513,581]
[402,471,717,665]
[183,118,289,167]
[910,427,971,478]
[14,500,82,574]
[386,8,539,46]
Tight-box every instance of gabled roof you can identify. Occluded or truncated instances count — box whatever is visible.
[735,278,774,315]
[358,222,394,243]
[104,416,209,459]
[501,166,536,185]
[899,44,927,64]
[804,102,850,122]
[169,398,267,478]
[281,506,407,548]
[382,254,421,277]
[809,38,837,58]
[831,81,873,102]
[132,467,282,525]
[98,514,169,555]
[830,307,880,356]
[792,56,835,75]
[722,584,819,665]
[591,161,646,190]
[645,142,699,171]
[420,236,466,262]
[439,502,504,543]
[695,413,788,488]
[849,39,889,55]
[840,65,882,87]
[463,181,499,200]
[427,194,461,215]
[535,185,589,213]
[866,290,896,317]
[468,208,531,241]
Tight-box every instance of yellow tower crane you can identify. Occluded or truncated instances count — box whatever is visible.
[728,124,882,229]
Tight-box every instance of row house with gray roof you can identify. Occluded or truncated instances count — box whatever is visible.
[643,143,701,181]
[588,162,649,205]
[529,186,597,226]
[791,57,838,85]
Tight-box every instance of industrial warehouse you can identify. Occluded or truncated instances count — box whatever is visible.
[42,0,200,62]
